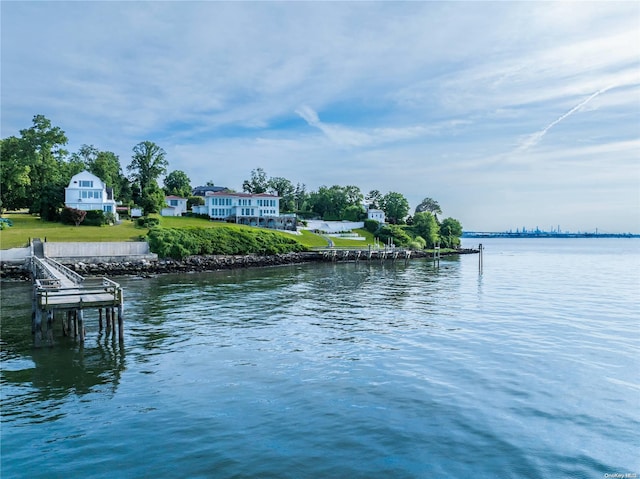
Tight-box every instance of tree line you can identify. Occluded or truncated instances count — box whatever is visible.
[1,115,462,247]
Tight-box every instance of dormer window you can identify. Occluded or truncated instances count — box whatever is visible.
[79,180,93,188]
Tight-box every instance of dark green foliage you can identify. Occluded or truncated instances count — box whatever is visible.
[147,226,306,259]
[84,210,106,226]
[375,224,412,247]
[187,196,204,209]
[439,217,463,248]
[412,211,440,248]
[136,216,160,228]
[364,219,379,233]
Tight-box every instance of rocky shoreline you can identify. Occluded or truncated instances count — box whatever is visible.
[0,249,478,280]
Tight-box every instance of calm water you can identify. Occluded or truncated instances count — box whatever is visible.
[1,238,639,478]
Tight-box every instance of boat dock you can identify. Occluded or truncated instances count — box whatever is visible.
[318,247,415,263]
[30,239,124,346]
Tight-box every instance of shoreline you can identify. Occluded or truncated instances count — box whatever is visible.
[0,249,478,280]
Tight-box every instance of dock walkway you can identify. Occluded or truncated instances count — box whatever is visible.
[30,239,124,346]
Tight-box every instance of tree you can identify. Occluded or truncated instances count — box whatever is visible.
[139,182,166,214]
[127,141,168,191]
[0,136,31,211]
[268,176,295,212]
[163,170,192,197]
[19,115,69,215]
[415,197,442,215]
[366,189,383,209]
[380,192,409,224]
[242,168,269,194]
[344,185,363,207]
[439,217,463,248]
[412,211,439,248]
[308,185,347,220]
[128,141,168,211]
[294,183,308,211]
[60,206,87,226]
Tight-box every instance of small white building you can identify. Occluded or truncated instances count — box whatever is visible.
[65,171,119,220]
[161,196,188,216]
[367,209,385,222]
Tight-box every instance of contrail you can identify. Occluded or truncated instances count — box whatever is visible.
[518,85,616,151]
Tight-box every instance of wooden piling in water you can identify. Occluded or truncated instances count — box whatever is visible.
[34,308,42,347]
[117,304,124,342]
[77,309,85,342]
[46,310,54,344]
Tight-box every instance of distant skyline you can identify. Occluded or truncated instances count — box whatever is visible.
[2,1,639,232]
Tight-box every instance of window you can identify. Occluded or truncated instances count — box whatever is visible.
[79,180,93,188]
[170,200,178,206]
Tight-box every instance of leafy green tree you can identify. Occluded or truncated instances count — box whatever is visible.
[127,141,168,191]
[187,195,204,210]
[0,136,31,211]
[415,197,442,215]
[376,224,412,247]
[380,192,409,224]
[19,115,69,215]
[366,189,383,209]
[294,183,308,211]
[308,185,346,219]
[36,180,67,221]
[343,204,365,221]
[439,217,463,248]
[344,185,363,207]
[128,141,168,211]
[268,176,295,212]
[242,167,268,194]
[412,211,440,248]
[139,182,166,214]
[163,170,192,197]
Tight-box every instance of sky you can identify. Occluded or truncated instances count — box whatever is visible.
[2,1,639,233]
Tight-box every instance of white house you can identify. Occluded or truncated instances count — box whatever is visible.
[192,191,296,230]
[367,209,386,222]
[65,171,119,220]
[161,195,188,216]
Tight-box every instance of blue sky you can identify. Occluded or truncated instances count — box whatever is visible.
[2,1,639,232]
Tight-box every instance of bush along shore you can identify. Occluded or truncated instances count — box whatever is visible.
[0,249,478,279]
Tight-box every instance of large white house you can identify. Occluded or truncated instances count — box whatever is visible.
[161,195,188,216]
[65,171,118,219]
[193,191,296,230]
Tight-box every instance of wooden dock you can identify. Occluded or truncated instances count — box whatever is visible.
[30,240,124,346]
[317,246,414,263]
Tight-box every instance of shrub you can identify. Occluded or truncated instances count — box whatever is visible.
[147,226,306,259]
[84,210,106,226]
[364,219,379,233]
[408,237,426,250]
[376,224,412,247]
[137,216,160,228]
[60,207,87,226]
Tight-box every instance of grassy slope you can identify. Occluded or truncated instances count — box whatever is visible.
[0,213,351,250]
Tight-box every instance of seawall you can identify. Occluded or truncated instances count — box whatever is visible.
[1,248,477,279]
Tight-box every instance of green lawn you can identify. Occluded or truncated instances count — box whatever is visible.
[0,212,341,251]
[0,213,147,249]
[1,213,450,253]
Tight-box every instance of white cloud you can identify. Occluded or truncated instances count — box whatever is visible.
[2,1,639,232]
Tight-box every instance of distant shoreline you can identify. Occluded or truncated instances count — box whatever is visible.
[462,233,639,239]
